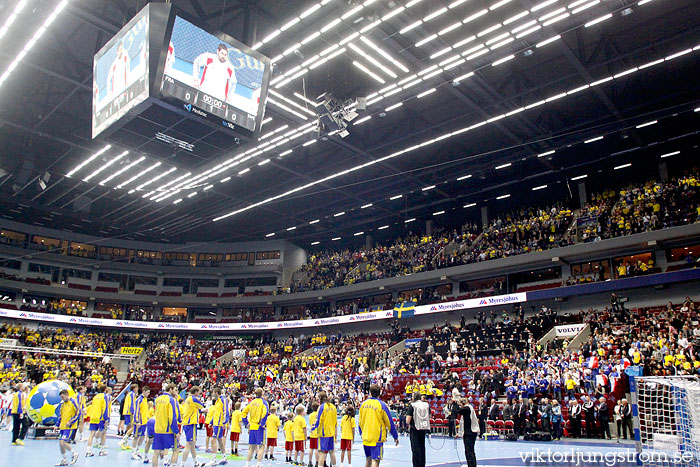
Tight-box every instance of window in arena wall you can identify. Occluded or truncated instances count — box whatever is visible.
[163,277,191,294]
[99,246,127,259]
[191,307,217,316]
[97,272,128,290]
[510,266,562,287]
[127,274,157,291]
[70,242,96,258]
[164,252,190,262]
[191,278,219,293]
[95,302,124,319]
[197,253,223,263]
[0,257,21,270]
[136,249,162,262]
[612,252,655,278]
[162,307,187,316]
[224,278,245,288]
[570,259,611,282]
[459,276,506,296]
[126,305,154,320]
[668,244,700,262]
[246,277,277,287]
[0,229,27,246]
[225,252,248,262]
[60,268,92,282]
[221,307,245,319]
[28,262,59,276]
[31,235,60,250]
[255,250,281,261]
[0,289,16,302]
[57,298,87,315]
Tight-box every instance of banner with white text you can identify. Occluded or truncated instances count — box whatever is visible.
[0,292,527,332]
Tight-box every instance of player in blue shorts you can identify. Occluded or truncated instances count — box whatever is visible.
[153,384,181,467]
[358,384,398,467]
[56,389,80,465]
[121,382,139,449]
[143,416,156,464]
[241,387,269,467]
[311,391,338,467]
[86,385,112,457]
[207,387,231,467]
[180,386,205,467]
[131,386,151,461]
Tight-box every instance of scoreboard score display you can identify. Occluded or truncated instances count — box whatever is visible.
[160,16,265,134]
[90,4,271,141]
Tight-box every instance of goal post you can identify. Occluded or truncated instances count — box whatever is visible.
[630,375,700,467]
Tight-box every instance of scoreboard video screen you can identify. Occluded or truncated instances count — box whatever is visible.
[92,9,149,138]
[160,16,269,136]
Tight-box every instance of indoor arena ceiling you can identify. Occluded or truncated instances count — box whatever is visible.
[0,0,699,248]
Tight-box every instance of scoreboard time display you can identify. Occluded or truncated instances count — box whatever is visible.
[90,4,271,141]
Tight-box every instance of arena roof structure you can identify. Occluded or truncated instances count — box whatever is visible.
[0,0,698,247]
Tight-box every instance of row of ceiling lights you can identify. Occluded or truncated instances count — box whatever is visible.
[207,0,647,190]
[0,0,69,88]
[164,0,645,203]
[62,0,627,197]
[63,0,664,211]
[63,0,687,213]
[259,111,693,245]
[209,27,700,222]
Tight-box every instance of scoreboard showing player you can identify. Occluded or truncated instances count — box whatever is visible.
[89,4,270,141]
[92,8,150,138]
[159,15,270,137]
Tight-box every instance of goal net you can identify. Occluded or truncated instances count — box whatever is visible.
[632,375,700,467]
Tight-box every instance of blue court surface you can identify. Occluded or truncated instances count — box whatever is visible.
[1,425,640,467]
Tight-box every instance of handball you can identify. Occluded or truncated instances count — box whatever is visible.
[27,380,76,426]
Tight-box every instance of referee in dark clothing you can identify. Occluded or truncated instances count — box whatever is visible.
[407,393,430,467]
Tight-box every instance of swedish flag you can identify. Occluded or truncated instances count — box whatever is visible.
[393,301,416,319]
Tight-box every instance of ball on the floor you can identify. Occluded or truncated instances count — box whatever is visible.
[27,380,76,426]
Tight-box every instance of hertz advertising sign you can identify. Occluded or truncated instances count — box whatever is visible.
[118,347,144,355]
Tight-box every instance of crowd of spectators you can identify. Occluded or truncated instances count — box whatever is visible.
[0,291,698,442]
[0,324,128,392]
[289,224,479,292]
[290,174,699,293]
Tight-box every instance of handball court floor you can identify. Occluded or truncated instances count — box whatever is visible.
[0,425,639,467]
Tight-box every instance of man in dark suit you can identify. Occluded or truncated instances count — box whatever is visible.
[620,399,633,440]
[502,401,514,422]
[596,397,611,439]
[487,399,500,423]
[569,399,582,438]
[478,398,488,437]
[583,396,596,438]
[513,398,526,438]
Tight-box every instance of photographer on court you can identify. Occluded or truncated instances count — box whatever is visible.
[456,398,480,467]
[406,393,430,467]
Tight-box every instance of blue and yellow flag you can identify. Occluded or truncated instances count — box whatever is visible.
[393,301,416,319]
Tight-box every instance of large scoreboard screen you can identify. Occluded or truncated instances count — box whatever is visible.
[159,16,269,136]
[92,9,149,138]
[90,4,270,141]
